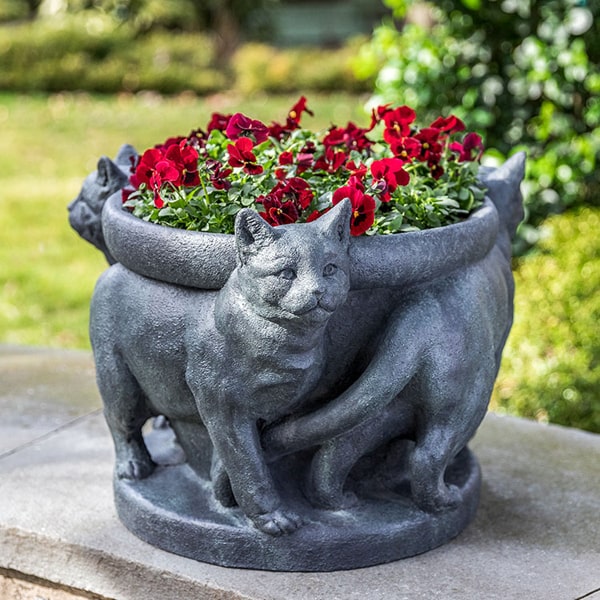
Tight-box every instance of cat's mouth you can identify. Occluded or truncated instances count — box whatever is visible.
[294,300,335,318]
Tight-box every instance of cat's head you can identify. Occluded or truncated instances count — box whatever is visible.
[233,200,352,325]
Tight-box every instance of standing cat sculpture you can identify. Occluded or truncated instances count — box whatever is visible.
[262,153,525,514]
[90,200,352,535]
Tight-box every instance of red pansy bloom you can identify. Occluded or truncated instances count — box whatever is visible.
[345,160,368,180]
[157,136,186,151]
[227,137,263,175]
[313,146,348,173]
[449,132,484,162]
[428,160,445,180]
[382,105,417,144]
[205,159,233,190]
[430,115,465,135]
[271,177,314,210]
[370,158,410,201]
[258,195,300,226]
[268,96,314,139]
[323,122,374,152]
[332,182,376,236]
[390,136,422,163]
[130,148,163,188]
[206,112,232,133]
[414,127,443,160]
[226,113,269,144]
[165,141,200,187]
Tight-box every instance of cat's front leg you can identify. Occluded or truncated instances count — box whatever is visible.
[199,400,303,536]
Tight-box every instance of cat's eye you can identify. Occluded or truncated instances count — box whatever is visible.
[278,268,296,280]
[323,263,338,277]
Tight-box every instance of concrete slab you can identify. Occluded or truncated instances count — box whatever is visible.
[0,346,101,455]
[0,347,599,600]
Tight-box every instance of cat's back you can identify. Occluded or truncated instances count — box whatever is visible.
[91,263,218,345]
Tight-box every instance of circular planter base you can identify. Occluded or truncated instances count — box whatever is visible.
[114,427,481,571]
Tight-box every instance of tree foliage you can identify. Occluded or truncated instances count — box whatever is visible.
[356,0,600,251]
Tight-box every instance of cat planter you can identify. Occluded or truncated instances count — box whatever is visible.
[70,146,525,571]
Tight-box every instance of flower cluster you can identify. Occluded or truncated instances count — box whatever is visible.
[123,97,485,236]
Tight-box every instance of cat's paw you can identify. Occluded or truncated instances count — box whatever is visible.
[116,457,156,480]
[252,509,303,536]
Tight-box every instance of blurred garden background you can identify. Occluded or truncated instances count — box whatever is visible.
[0,0,598,432]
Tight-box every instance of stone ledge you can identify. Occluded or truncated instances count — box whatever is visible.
[1,346,599,600]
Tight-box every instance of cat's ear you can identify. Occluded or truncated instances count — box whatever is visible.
[316,198,352,246]
[96,156,128,190]
[235,209,279,265]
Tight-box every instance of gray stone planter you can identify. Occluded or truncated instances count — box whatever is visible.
[70,149,525,572]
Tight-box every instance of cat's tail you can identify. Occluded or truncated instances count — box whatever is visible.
[68,144,138,265]
[478,151,526,241]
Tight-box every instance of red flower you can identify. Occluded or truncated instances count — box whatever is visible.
[390,136,422,163]
[269,96,315,140]
[206,159,233,190]
[382,105,417,144]
[430,115,465,135]
[130,147,181,208]
[165,141,200,187]
[206,112,232,133]
[323,122,374,152]
[370,158,410,201]
[227,138,263,175]
[345,160,368,180]
[288,96,313,126]
[332,182,376,236]
[414,127,443,160]
[271,177,314,210]
[258,195,300,226]
[428,160,445,180]
[313,146,348,173]
[449,132,484,162]
[226,113,269,144]
[130,148,163,189]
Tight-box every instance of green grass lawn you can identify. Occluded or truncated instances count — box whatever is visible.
[0,91,369,348]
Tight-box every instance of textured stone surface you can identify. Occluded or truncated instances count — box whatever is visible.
[1,346,599,599]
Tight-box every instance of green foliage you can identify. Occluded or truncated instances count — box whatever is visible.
[231,39,372,95]
[493,207,600,433]
[0,17,225,94]
[0,17,368,95]
[356,0,600,252]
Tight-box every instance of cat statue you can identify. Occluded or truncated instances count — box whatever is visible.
[90,199,352,536]
[262,153,526,514]
[68,144,138,264]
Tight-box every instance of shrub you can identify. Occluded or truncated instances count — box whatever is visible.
[355,0,600,252]
[492,207,600,433]
[231,38,372,95]
[0,17,226,94]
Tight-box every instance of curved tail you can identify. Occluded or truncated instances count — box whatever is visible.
[68,144,138,264]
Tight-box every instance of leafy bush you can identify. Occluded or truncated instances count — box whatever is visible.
[0,16,369,96]
[492,207,600,433]
[231,39,372,95]
[355,0,600,252]
[0,17,225,94]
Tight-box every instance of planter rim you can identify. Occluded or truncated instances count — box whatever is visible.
[102,192,499,290]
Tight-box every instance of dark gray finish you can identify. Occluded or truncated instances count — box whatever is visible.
[68,144,137,264]
[74,149,525,570]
